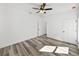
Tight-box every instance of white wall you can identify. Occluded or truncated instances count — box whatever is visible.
[0,3,40,48]
[45,3,77,44]
[77,4,79,47]
[78,17,79,47]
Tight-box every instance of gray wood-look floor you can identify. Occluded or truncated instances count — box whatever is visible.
[0,35,79,56]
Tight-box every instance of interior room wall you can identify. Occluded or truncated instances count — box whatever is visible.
[77,3,79,47]
[78,16,79,47]
[0,3,78,48]
[0,3,41,48]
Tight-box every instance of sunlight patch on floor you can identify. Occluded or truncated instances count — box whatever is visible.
[39,46,56,52]
[55,47,69,54]
[39,45,69,54]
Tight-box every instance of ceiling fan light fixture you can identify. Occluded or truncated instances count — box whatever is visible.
[39,10,45,14]
[32,3,52,14]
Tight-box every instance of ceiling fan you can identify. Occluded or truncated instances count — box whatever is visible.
[32,3,52,14]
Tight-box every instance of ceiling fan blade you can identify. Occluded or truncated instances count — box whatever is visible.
[44,8,52,10]
[32,7,40,10]
[36,11,40,13]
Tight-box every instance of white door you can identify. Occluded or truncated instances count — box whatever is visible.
[37,18,46,36]
[62,11,77,44]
